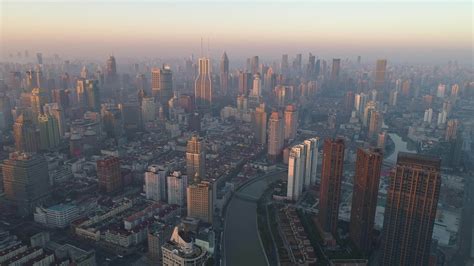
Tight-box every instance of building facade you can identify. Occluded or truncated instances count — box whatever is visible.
[319,138,345,236]
[381,153,441,266]
[97,156,122,193]
[350,147,383,254]
[186,135,205,179]
[2,152,51,215]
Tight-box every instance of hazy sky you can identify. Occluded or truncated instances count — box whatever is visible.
[1,0,472,63]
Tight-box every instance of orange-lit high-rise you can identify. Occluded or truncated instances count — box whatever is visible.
[381,153,441,266]
[186,135,205,179]
[318,138,345,236]
[187,179,213,224]
[195,57,212,110]
[284,104,298,142]
[267,111,284,161]
[350,147,383,254]
[374,59,387,91]
[97,156,122,193]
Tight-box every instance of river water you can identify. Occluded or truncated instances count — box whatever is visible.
[224,173,284,266]
[224,179,267,266]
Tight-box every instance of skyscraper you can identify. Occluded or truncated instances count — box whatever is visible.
[363,101,376,127]
[195,57,212,110]
[80,66,89,79]
[264,67,276,91]
[151,65,173,106]
[267,111,284,161]
[319,138,345,236]
[97,156,122,194]
[85,79,100,111]
[308,54,316,76]
[281,54,289,74]
[0,94,13,130]
[253,103,267,145]
[2,152,51,216]
[238,71,252,96]
[381,153,441,266]
[30,87,50,117]
[144,165,168,202]
[186,135,205,179]
[287,144,306,201]
[187,180,213,224]
[37,114,60,150]
[141,96,156,123]
[250,56,259,74]
[374,59,387,91]
[330,58,341,80]
[445,119,460,141]
[350,147,383,254]
[13,114,39,153]
[105,55,118,88]
[368,110,382,139]
[303,137,319,187]
[284,104,298,142]
[167,171,188,207]
[220,52,229,95]
[76,79,87,108]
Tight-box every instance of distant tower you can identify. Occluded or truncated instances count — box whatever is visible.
[37,114,60,150]
[141,97,156,123]
[381,153,441,266]
[13,114,39,153]
[220,52,229,95]
[368,110,382,139]
[105,55,118,87]
[281,54,289,74]
[195,57,212,110]
[374,59,387,91]
[319,138,345,236]
[267,111,284,161]
[0,94,13,130]
[76,79,87,108]
[3,153,51,216]
[350,147,383,254]
[303,137,319,187]
[97,156,122,194]
[284,104,298,142]
[144,165,168,202]
[151,65,173,107]
[80,66,89,79]
[330,58,341,80]
[253,103,267,145]
[238,71,252,96]
[167,171,188,207]
[445,119,460,141]
[30,87,50,117]
[363,101,377,127]
[287,144,306,201]
[250,56,259,74]
[85,79,100,111]
[186,135,205,179]
[251,74,262,97]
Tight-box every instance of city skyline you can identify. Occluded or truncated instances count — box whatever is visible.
[0,1,472,265]
[2,1,472,63]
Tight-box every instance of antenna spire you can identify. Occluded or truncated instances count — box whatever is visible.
[200,37,203,57]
